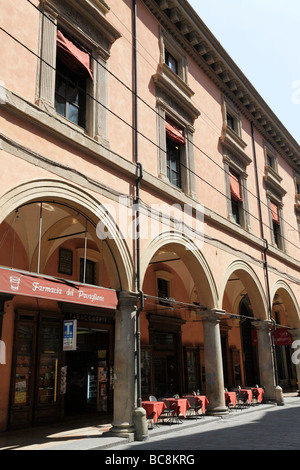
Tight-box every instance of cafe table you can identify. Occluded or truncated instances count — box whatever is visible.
[251,387,264,403]
[166,398,190,418]
[225,391,237,408]
[141,401,166,423]
[198,395,209,414]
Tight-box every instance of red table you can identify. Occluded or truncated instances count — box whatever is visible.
[166,398,190,418]
[198,395,209,414]
[225,391,237,407]
[142,401,166,423]
[251,387,264,403]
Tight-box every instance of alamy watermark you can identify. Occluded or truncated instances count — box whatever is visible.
[96,196,205,249]
[292,340,300,365]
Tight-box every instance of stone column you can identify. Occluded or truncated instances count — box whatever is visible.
[199,309,228,415]
[290,329,300,396]
[252,320,277,401]
[109,291,138,439]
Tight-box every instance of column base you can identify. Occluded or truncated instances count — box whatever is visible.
[104,423,135,441]
[206,406,229,416]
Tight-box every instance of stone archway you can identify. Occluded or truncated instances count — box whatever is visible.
[0,179,133,291]
[140,230,218,309]
[270,281,300,391]
[219,260,276,396]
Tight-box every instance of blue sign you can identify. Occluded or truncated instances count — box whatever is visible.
[63,320,77,351]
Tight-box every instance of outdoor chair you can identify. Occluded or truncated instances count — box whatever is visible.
[185,395,203,419]
[157,398,177,424]
[149,395,157,401]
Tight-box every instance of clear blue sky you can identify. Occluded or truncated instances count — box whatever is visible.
[188,0,300,145]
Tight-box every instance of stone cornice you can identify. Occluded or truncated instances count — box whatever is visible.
[143,0,300,170]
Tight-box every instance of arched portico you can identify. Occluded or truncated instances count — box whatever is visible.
[0,180,136,431]
[219,260,268,319]
[140,231,218,309]
[270,281,300,392]
[140,231,229,414]
[219,260,279,400]
[0,179,133,291]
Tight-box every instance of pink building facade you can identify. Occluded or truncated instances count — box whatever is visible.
[0,0,299,436]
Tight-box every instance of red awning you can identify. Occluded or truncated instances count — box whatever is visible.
[165,119,185,145]
[229,170,242,202]
[0,266,118,310]
[57,30,93,80]
[271,201,280,225]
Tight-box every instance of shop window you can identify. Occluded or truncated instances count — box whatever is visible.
[141,348,152,397]
[13,322,35,407]
[38,323,60,405]
[184,347,200,393]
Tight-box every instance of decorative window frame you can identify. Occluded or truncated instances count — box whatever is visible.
[153,28,200,198]
[221,96,246,150]
[262,142,286,250]
[223,154,250,229]
[37,0,120,144]
[264,141,279,173]
[266,191,286,252]
[263,141,284,198]
[159,27,188,84]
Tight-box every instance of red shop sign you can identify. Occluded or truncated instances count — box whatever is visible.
[252,327,293,346]
[0,266,118,310]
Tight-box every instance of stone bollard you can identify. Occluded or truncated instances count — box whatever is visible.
[133,407,149,441]
[275,385,285,406]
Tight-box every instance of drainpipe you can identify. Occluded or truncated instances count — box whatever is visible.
[251,122,282,402]
[132,0,147,440]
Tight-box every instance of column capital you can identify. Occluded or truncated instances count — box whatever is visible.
[117,290,140,309]
[198,308,226,323]
[290,329,300,341]
[252,320,273,330]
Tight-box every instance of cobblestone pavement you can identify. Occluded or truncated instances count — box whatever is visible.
[0,395,299,451]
